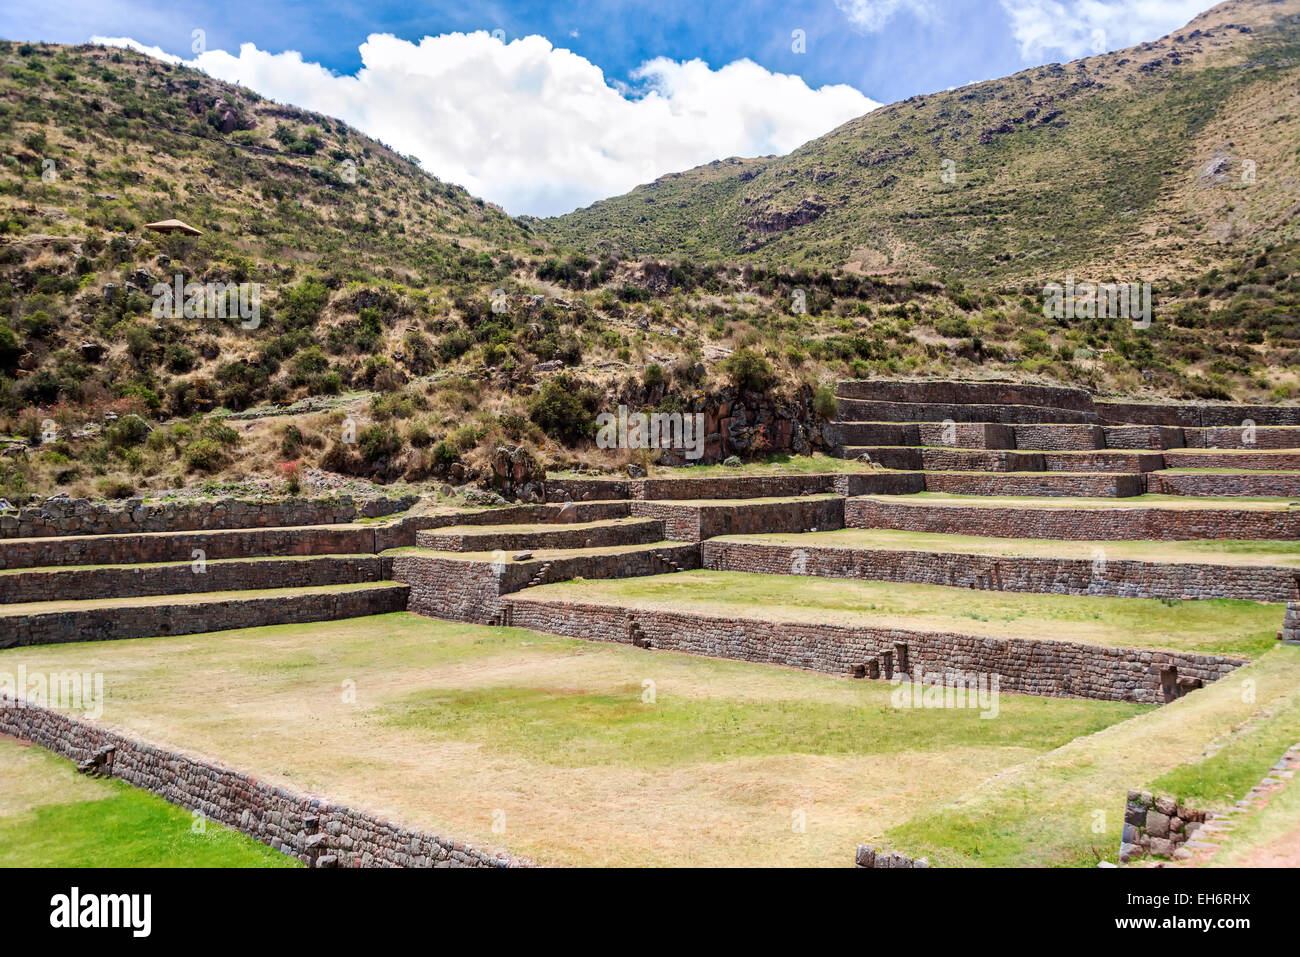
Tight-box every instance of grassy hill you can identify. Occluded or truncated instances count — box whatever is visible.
[1,4,1299,502]
[538,0,1300,282]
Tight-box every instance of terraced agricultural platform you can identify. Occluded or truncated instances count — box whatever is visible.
[6,377,1300,868]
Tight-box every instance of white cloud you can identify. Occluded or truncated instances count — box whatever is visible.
[998,0,1213,60]
[833,0,937,33]
[90,32,879,217]
[92,36,182,65]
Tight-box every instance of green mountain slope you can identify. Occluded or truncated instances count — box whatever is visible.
[538,0,1300,281]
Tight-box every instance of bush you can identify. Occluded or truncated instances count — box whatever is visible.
[183,438,226,472]
[358,424,401,463]
[722,349,774,393]
[812,385,838,420]
[529,374,598,444]
[643,363,666,389]
[105,413,151,448]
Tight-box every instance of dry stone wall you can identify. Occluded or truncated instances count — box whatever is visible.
[627,497,844,541]
[1147,473,1300,497]
[1102,426,1186,450]
[1096,401,1300,428]
[836,380,1095,411]
[845,498,1300,540]
[396,545,701,624]
[415,518,664,552]
[501,598,1244,703]
[701,540,1300,602]
[0,555,386,605]
[921,472,1145,497]
[3,584,408,648]
[837,398,1094,424]
[1042,451,1163,473]
[1162,452,1300,470]
[0,494,416,539]
[1121,791,1211,863]
[1009,424,1106,450]
[0,698,524,867]
[1187,427,1300,449]
[855,845,930,868]
[0,524,380,570]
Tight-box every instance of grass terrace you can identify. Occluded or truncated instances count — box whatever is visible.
[0,614,1147,868]
[384,542,685,562]
[516,571,1282,658]
[715,529,1300,567]
[0,737,296,867]
[550,453,877,479]
[856,493,1300,509]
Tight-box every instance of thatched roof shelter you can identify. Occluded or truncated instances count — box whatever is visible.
[144,219,202,236]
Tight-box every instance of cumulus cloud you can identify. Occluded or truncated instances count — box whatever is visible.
[90,32,879,217]
[833,0,937,33]
[998,0,1212,60]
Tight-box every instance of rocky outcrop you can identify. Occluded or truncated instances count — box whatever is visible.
[744,199,827,235]
[488,445,546,502]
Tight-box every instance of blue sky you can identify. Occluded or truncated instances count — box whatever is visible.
[1,1,1216,214]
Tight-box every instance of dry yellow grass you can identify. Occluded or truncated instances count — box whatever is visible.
[0,614,1139,867]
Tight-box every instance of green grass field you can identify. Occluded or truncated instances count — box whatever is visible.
[519,570,1282,657]
[0,614,1146,867]
[2,613,1297,866]
[0,737,296,867]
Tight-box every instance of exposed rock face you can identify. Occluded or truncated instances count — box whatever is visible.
[745,199,827,235]
[487,445,545,502]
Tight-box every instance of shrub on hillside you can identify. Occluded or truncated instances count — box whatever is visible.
[529,374,598,445]
[722,349,775,393]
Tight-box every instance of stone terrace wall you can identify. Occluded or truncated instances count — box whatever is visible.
[1147,473,1300,498]
[922,472,1146,498]
[836,380,1096,412]
[1121,791,1210,863]
[0,699,523,867]
[396,545,701,624]
[920,450,1044,472]
[1162,451,1300,470]
[415,518,664,552]
[836,423,921,446]
[628,497,844,542]
[544,478,631,502]
[1097,401,1300,428]
[845,498,1300,540]
[836,399,1094,425]
[0,494,417,539]
[1,555,386,605]
[1103,426,1186,450]
[634,474,837,500]
[501,599,1245,704]
[831,473,926,496]
[0,524,380,570]
[3,584,409,648]
[701,540,1300,602]
[1188,427,1300,450]
[1042,452,1164,473]
[1012,424,1106,450]
[855,845,930,868]
[917,423,1016,449]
